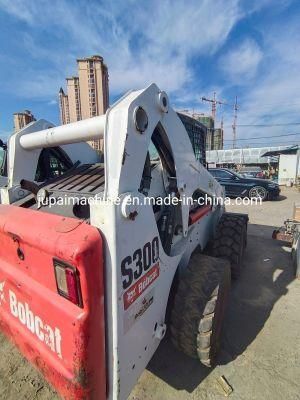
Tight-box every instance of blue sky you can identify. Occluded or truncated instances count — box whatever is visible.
[0,0,300,148]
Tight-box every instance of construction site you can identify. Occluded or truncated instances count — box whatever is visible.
[0,79,298,400]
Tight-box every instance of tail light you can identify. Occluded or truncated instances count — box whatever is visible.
[54,259,83,307]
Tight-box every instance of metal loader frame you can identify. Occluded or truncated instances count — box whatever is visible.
[0,84,227,399]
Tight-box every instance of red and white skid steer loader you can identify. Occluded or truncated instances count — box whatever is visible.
[0,84,248,399]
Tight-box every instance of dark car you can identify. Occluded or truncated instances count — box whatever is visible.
[239,166,264,179]
[209,168,280,200]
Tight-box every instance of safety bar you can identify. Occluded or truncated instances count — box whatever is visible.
[20,115,106,150]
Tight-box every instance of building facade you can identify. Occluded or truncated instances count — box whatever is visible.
[196,115,223,151]
[66,77,81,122]
[206,146,293,165]
[13,110,36,132]
[212,128,224,150]
[77,55,109,119]
[58,55,109,152]
[58,88,70,125]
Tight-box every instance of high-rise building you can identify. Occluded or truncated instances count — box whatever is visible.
[196,115,214,130]
[196,115,223,150]
[193,115,213,150]
[13,110,36,132]
[58,55,109,152]
[77,55,109,119]
[66,77,81,122]
[58,88,70,125]
[212,128,224,150]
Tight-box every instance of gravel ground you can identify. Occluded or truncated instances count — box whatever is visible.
[0,187,299,399]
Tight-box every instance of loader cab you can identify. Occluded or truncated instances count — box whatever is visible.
[137,125,180,255]
[35,147,73,182]
[177,112,207,166]
[141,123,209,257]
[138,117,217,261]
[140,125,176,197]
[0,145,7,189]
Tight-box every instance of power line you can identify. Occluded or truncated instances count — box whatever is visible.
[224,132,300,142]
[223,141,299,148]
[235,122,300,127]
[224,140,299,144]
[238,101,300,109]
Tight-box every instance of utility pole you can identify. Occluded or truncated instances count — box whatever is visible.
[232,96,238,149]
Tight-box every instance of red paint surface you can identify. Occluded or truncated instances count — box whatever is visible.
[0,205,106,400]
[123,263,159,310]
[188,205,212,225]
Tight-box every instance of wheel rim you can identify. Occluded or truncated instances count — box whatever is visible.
[249,186,266,199]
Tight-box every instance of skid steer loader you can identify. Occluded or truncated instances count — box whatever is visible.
[0,84,248,399]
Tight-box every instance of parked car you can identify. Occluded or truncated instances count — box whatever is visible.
[209,168,280,200]
[239,166,264,178]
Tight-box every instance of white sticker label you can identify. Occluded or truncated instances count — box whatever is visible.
[124,288,154,333]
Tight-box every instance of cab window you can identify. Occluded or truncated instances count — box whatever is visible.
[35,147,73,182]
[0,148,6,176]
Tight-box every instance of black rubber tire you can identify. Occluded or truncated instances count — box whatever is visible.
[170,254,231,367]
[212,214,247,280]
[248,185,268,201]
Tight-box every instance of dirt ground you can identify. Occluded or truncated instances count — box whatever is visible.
[0,187,299,399]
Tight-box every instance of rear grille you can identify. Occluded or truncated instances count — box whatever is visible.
[47,164,105,194]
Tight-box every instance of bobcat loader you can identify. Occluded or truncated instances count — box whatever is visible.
[0,84,247,399]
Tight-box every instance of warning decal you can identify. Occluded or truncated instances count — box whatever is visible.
[123,263,159,310]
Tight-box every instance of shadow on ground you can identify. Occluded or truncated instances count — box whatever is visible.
[272,195,287,202]
[147,223,294,392]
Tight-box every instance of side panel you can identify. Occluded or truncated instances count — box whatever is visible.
[0,205,106,400]
[96,84,224,399]
[91,196,217,400]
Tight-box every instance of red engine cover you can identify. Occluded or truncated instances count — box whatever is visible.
[0,205,106,400]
